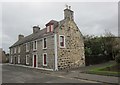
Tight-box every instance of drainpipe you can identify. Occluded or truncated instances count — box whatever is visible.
[54,33,58,71]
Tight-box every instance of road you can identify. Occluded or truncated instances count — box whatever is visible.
[2,64,100,83]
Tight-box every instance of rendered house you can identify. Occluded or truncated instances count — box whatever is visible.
[9,7,85,71]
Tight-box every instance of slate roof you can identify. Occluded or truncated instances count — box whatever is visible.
[10,20,60,48]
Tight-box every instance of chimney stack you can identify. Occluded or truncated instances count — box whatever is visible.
[18,34,24,40]
[33,25,40,33]
[64,5,74,20]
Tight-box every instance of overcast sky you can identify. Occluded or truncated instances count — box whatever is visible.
[1,2,118,52]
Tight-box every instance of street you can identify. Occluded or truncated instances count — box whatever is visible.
[2,64,99,83]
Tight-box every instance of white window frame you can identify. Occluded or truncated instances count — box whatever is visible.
[10,56,12,63]
[26,55,29,65]
[14,47,16,53]
[43,38,47,49]
[33,40,37,51]
[59,35,66,48]
[10,48,13,54]
[50,25,53,32]
[18,46,21,53]
[47,26,50,32]
[32,54,38,68]
[18,55,20,64]
[26,43,29,52]
[43,53,47,66]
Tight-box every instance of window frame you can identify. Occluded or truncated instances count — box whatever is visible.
[33,40,37,51]
[26,55,29,65]
[47,25,54,32]
[47,26,50,32]
[10,56,12,63]
[18,46,21,53]
[18,55,20,64]
[26,43,29,52]
[10,48,13,54]
[50,25,53,32]
[59,35,66,48]
[43,53,47,66]
[43,38,47,49]
[14,47,16,53]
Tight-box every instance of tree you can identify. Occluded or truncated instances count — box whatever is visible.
[115,53,120,63]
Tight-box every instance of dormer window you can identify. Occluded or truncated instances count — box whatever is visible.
[47,25,53,32]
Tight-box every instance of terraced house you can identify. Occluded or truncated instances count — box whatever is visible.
[9,6,85,71]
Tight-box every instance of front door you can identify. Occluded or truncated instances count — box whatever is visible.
[15,57,17,64]
[34,55,36,67]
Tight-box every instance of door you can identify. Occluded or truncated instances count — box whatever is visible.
[34,55,36,67]
[15,57,17,64]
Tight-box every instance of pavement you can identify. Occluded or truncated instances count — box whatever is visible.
[2,63,120,84]
[2,64,99,83]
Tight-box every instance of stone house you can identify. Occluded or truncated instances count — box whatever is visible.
[9,7,85,71]
[0,48,9,63]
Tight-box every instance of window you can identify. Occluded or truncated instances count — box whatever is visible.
[18,46,20,53]
[26,43,29,52]
[18,55,20,63]
[47,25,53,32]
[14,47,16,53]
[26,55,29,65]
[50,25,53,32]
[10,56,12,63]
[47,26,50,32]
[43,53,47,66]
[59,35,65,48]
[10,48,13,54]
[43,38,47,49]
[33,40,37,50]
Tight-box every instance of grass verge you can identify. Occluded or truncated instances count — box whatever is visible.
[86,64,120,77]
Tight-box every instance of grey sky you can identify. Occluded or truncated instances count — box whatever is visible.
[1,2,118,52]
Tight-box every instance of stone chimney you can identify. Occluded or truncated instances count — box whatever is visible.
[18,34,24,40]
[33,25,40,33]
[64,5,74,20]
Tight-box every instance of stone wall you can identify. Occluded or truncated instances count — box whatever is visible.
[9,34,55,70]
[37,35,55,70]
[57,20,85,70]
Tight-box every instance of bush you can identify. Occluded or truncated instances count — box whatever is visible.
[115,53,120,63]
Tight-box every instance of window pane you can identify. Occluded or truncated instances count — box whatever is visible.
[44,54,47,65]
[44,38,46,48]
[35,41,36,49]
[47,26,49,32]
[60,36,64,47]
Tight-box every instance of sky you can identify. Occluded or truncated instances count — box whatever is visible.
[0,2,118,53]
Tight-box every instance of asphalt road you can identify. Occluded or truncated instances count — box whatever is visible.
[2,64,100,83]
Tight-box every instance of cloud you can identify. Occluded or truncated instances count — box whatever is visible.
[2,2,118,52]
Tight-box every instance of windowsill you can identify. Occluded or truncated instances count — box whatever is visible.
[33,49,37,51]
[59,46,66,48]
[26,63,29,65]
[26,50,29,52]
[43,64,47,66]
[43,48,47,50]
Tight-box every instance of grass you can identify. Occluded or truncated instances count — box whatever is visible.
[86,63,120,77]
